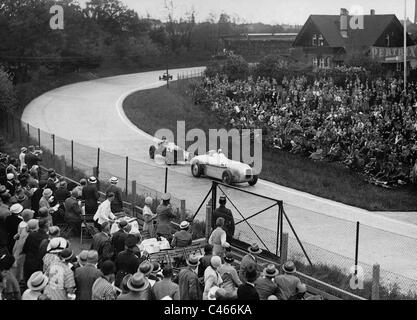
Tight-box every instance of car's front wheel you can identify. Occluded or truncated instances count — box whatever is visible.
[191,163,203,177]
[149,146,156,159]
[248,175,258,186]
[222,170,233,185]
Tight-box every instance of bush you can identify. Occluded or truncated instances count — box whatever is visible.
[205,60,223,78]
[222,54,249,82]
[0,67,17,113]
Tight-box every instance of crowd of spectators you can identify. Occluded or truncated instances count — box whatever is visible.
[0,147,317,300]
[193,71,417,186]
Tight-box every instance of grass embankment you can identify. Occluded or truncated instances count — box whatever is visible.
[123,82,417,211]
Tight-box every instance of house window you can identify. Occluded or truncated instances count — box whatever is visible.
[319,58,325,68]
[386,34,390,47]
[313,57,318,67]
[325,57,331,68]
[312,34,317,46]
[319,35,324,46]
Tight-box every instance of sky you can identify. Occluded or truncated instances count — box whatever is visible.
[78,0,415,25]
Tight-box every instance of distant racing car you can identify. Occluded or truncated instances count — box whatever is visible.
[190,149,258,186]
[149,137,193,165]
[159,73,173,81]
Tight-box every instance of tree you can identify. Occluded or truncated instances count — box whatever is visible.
[222,54,249,81]
[0,67,17,112]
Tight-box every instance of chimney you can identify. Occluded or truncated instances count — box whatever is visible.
[340,8,349,38]
[370,9,375,16]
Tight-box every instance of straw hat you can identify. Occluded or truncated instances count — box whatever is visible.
[42,188,53,198]
[46,237,68,253]
[88,177,97,184]
[161,193,171,201]
[282,261,296,274]
[179,221,190,230]
[263,264,279,278]
[10,203,24,215]
[186,254,200,267]
[110,177,118,184]
[145,197,153,206]
[127,273,149,292]
[138,261,154,276]
[27,271,49,292]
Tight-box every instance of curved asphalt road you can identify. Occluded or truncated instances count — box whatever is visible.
[22,67,417,290]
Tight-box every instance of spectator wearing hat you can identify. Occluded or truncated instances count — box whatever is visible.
[93,192,116,229]
[114,234,140,288]
[6,173,16,196]
[43,248,76,300]
[105,177,124,214]
[38,207,53,228]
[112,220,131,257]
[208,217,230,258]
[74,250,102,300]
[0,254,21,300]
[42,237,69,273]
[64,190,83,237]
[31,180,47,216]
[15,189,31,210]
[117,272,151,300]
[21,219,44,281]
[90,221,114,268]
[138,260,154,284]
[11,209,34,282]
[152,266,180,300]
[237,264,260,300]
[203,256,223,300]
[155,193,177,242]
[218,252,242,299]
[198,244,213,278]
[38,226,61,261]
[171,221,192,248]
[72,179,87,199]
[5,203,23,254]
[76,250,89,268]
[254,264,281,300]
[275,261,303,300]
[177,254,202,300]
[0,190,11,222]
[212,195,235,242]
[92,260,117,300]
[149,261,163,284]
[39,188,54,215]
[82,177,100,219]
[142,196,157,239]
[22,271,48,300]
[24,146,42,170]
[239,243,262,284]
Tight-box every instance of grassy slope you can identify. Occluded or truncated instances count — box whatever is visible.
[123,83,417,211]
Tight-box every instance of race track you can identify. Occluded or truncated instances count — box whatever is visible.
[22,67,417,291]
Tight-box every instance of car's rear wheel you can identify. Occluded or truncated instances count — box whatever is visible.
[149,146,156,159]
[191,163,203,177]
[248,175,258,186]
[222,170,233,185]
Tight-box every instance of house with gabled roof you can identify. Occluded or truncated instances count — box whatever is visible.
[292,8,414,69]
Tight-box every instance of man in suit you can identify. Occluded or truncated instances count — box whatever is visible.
[74,250,102,300]
[90,222,114,268]
[105,177,124,213]
[64,190,83,236]
[211,196,235,242]
[114,234,140,288]
[239,243,262,283]
[274,261,304,300]
[5,204,23,254]
[112,220,131,257]
[24,146,42,170]
[82,177,100,221]
[237,264,260,300]
[177,254,202,300]
[155,193,177,242]
[171,221,192,248]
[254,264,281,300]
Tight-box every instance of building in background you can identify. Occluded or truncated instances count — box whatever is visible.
[292,8,414,69]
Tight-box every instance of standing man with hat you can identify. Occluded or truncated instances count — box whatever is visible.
[117,272,151,300]
[105,177,124,214]
[82,177,100,220]
[237,264,260,300]
[22,271,49,300]
[74,250,102,300]
[156,193,177,242]
[152,266,180,300]
[239,243,262,283]
[90,221,114,268]
[114,234,140,288]
[254,264,281,300]
[218,252,242,299]
[112,220,131,257]
[177,254,202,300]
[24,146,42,170]
[64,190,83,237]
[212,195,235,242]
[274,260,304,300]
[171,221,192,248]
[5,203,23,254]
[93,192,116,230]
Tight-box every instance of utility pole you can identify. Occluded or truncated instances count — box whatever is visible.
[404,0,408,94]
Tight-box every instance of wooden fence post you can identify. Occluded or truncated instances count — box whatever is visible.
[372,264,380,300]
[205,201,212,240]
[180,199,186,221]
[281,233,289,264]
[131,180,137,217]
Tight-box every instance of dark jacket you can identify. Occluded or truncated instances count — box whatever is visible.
[115,249,140,287]
[64,196,82,223]
[90,232,114,266]
[5,214,22,253]
[22,230,48,281]
[24,153,41,169]
[74,264,103,300]
[82,185,99,217]
[171,230,192,248]
[212,206,235,241]
[178,267,202,300]
[198,254,212,278]
[31,187,44,216]
[105,185,123,213]
[254,277,281,300]
[237,282,260,300]
[112,230,129,257]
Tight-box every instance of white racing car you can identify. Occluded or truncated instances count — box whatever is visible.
[149,137,194,165]
[190,150,258,186]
